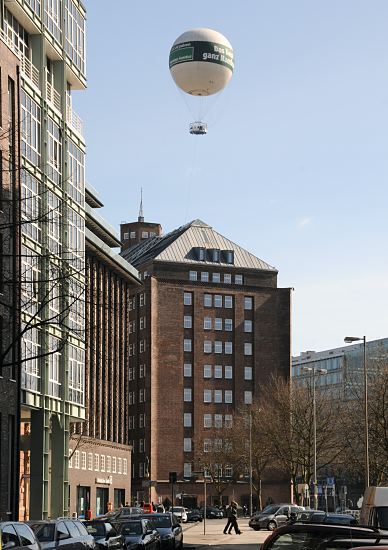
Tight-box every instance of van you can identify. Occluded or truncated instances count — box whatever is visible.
[360,486,388,528]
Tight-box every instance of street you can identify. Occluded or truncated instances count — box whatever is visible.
[183,518,271,549]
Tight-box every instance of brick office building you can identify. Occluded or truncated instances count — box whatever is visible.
[120,216,292,506]
[0,30,21,521]
[68,184,141,517]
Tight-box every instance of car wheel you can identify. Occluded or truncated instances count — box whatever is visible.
[267,521,276,531]
[252,526,260,531]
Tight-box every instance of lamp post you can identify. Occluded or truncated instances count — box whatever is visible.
[344,335,369,489]
[249,411,253,517]
[302,366,328,510]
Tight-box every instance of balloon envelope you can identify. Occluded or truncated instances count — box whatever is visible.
[169,28,234,96]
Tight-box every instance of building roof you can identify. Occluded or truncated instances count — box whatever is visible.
[121,219,277,272]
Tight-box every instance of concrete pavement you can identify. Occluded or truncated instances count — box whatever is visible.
[182,518,271,550]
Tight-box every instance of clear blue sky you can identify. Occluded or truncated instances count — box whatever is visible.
[77,1,388,355]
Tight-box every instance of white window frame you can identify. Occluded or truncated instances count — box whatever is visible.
[225,319,233,332]
[225,365,233,379]
[214,295,222,308]
[189,271,198,281]
[244,391,253,404]
[244,320,253,332]
[204,317,212,330]
[203,389,212,403]
[225,342,233,355]
[184,292,192,305]
[201,272,209,282]
[184,339,192,352]
[244,366,253,380]
[214,341,222,354]
[204,364,212,378]
[184,315,192,329]
[214,365,223,378]
[214,389,223,403]
[214,318,222,331]
[184,388,192,402]
[244,343,253,356]
[224,295,233,309]
[204,294,212,307]
[204,414,212,428]
[225,390,233,404]
[184,363,192,377]
[184,413,192,427]
[244,296,253,310]
[184,438,192,452]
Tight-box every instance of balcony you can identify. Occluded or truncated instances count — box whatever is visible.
[0,29,40,89]
[67,105,84,138]
[47,81,61,111]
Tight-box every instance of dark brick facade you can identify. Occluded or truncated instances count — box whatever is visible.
[0,37,20,521]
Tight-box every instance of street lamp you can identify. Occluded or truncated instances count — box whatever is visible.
[344,335,369,489]
[249,411,253,517]
[302,366,328,510]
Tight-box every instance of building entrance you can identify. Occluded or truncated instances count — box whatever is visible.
[96,487,109,516]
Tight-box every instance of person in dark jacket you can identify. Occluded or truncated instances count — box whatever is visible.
[223,501,241,534]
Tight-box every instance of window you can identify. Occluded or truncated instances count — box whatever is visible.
[139,463,144,477]
[204,439,212,452]
[184,438,192,452]
[225,414,233,428]
[184,339,192,352]
[184,388,192,402]
[244,391,253,404]
[204,317,212,330]
[196,247,206,261]
[224,466,233,478]
[214,389,222,403]
[74,451,80,469]
[129,416,135,429]
[81,452,86,470]
[184,463,192,478]
[214,295,222,308]
[224,295,233,309]
[189,271,197,281]
[209,249,220,262]
[88,453,93,470]
[225,342,233,354]
[184,292,192,305]
[123,233,129,240]
[21,91,41,166]
[204,364,212,378]
[225,365,233,379]
[224,274,232,284]
[139,413,145,428]
[244,366,253,380]
[214,341,222,354]
[100,455,105,472]
[67,139,85,205]
[65,0,85,72]
[225,319,233,332]
[244,296,253,310]
[183,413,192,427]
[123,459,128,475]
[204,389,212,403]
[214,365,222,378]
[184,315,192,329]
[204,294,212,307]
[244,320,253,332]
[212,273,220,283]
[214,318,222,331]
[139,340,146,353]
[129,391,135,405]
[139,388,146,403]
[106,456,111,473]
[141,231,148,238]
[201,272,209,282]
[69,450,73,468]
[68,346,85,405]
[244,343,253,356]
[129,367,135,381]
[139,293,146,307]
[130,231,136,238]
[225,390,233,403]
[139,364,146,378]
[139,439,144,453]
[140,317,146,330]
[184,363,192,377]
[214,414,223,428]
[15,523,37,546]
[235,274,243,285]
[223,250,234,264]
[112,457,117,473]
[204,340,212,353]
[129,321,136,334]
[94,453,99,471]
[204,414,212,428]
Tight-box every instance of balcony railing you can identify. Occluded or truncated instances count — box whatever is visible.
[47,81,61,111]
[66,105,84,137]
[0,29,40,89]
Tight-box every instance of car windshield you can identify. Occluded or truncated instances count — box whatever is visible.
[172,508,184,513]
[148,517,172,528]
[266,531,388,550]
[84,523,106,537]
[261,505,280,515]
[376,507,388,528]
[31,524,55,542]
[120,522,142,536]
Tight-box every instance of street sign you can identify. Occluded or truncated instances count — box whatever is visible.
[326,477,335,487]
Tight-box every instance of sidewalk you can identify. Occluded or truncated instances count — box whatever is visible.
[183,518,271,549]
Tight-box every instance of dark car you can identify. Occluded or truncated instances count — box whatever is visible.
[293,510,358,525]
[1,521,40,550]
[99,508,143,521]
[261,522,388,550]
[249,504,304,531]
[114,519,160,550]
[84,520,124,550]
[186,509,203,523]
[140,513,183,550]
[29,518,96,550]
[200,506,223,519]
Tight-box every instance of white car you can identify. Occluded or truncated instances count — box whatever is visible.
[171,507,188,523]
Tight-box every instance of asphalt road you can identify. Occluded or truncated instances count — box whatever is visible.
[182,517,271,550]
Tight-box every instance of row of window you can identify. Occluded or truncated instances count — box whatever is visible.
[69,451,127,474]
[189,271,243,284]
[184,388,233,403]
[184,339,253,355]
[129,364,146,381]
[184,292,253,311]
[129,389,146,404]
[129,413,146,430]
[123,230,157,240]
[184,316,253,333]
[129,340,147,356]
[184,363,235,379]
[204,414,233,428]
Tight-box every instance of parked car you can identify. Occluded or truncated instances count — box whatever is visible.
[29,519,96,550]
[141,513,183,550]
[249,504,304,531]
[84,520,124,550]
[186,509,203,523]
[114,519,160,550]
[170,508,188,523]
[292,510,358,525]
[100,508,143,521]
[1,521,40,550]
[361,486,388,528]
[261,522,388,550]
[200,506,223,519]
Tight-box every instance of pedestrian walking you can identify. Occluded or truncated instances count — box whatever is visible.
[223,501,241,534]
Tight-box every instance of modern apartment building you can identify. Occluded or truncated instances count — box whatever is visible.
[67,183,141,518]
[0,0,87,520]
[120,216,292,506]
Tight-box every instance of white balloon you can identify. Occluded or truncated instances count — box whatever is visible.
[169,28,234,96]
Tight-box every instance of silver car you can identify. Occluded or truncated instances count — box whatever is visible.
[249,504,305,531]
